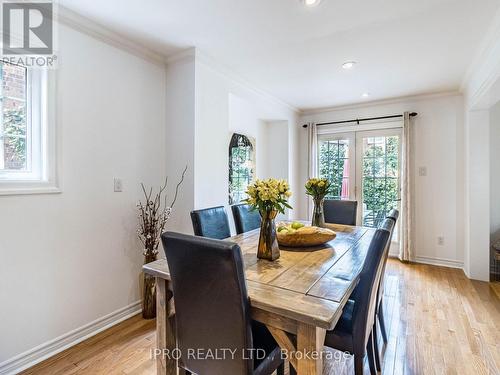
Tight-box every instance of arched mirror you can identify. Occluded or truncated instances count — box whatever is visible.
[228,133,255,204]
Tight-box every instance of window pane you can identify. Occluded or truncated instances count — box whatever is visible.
[3,136,26,169]
[373,158,385,177]
[1,62,28,171]
[4,98,26,136]
[386,136,398,157]
[2,62,26,100]
[318,139,350,200]
[361,135,400,228]
[364,137,375,157]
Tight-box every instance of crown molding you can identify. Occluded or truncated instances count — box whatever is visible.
[164,47,301,114]
[165,47,197,65]
[56,4,301,115]
[300,90,461,116]
[461,7,500,92]
[190,49,300,114]
[56,5,168,66]
[460,7,500,109]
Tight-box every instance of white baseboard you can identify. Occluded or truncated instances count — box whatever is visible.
[388,253,464,269]
[0,300,142,375]
[412,255,464,269]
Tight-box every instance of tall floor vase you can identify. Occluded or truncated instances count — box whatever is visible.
[142,253,157,319]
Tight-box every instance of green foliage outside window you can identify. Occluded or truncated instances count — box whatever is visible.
[1,61,28,171]
[318,140,349,200]
[2,107,27,170]
[361,136,399,227]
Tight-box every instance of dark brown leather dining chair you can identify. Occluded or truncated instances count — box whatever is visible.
[161,232,285,375]
[190,206,231,239]
[377,209,399,344]
[386,208,399,224]
[324,219,393,375]
[323,199,358,226]
[371,209,399,371]
[231,204,261,234]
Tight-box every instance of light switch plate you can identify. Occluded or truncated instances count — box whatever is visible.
[419,166,427,176]
[114,178,123,192]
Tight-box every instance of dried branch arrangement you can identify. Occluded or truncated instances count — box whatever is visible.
[137,166,187,259]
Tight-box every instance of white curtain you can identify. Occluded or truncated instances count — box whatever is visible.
[307,122,318,219]
[399,112,413,262]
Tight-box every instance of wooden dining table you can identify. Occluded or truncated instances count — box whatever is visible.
[143,223,376,375]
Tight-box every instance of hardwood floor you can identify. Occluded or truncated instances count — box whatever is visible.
[21,259,500,375]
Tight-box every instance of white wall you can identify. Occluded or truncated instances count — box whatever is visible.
[464,109,490,280]
[491,101,500,240]
[299,94,465,268]
[260,121,289,180]
[164,56,196,234]
[166,54,300,234]
[228,94,266,178]
[461,15,500,281]
[0,24,166,367]
[155,51,300,238]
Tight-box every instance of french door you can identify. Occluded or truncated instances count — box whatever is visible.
[318,127,402,247]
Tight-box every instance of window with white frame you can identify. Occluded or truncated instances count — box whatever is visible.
[0,61,55,193]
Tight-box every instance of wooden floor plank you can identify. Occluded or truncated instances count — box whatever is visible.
[21,260,500,375]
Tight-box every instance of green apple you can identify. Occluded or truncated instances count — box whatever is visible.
[291,221,305,230]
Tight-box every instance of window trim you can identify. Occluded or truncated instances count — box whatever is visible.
[0,68,59,195]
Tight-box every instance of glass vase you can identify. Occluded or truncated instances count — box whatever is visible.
[311,198,325,227]
[257,209,280,261]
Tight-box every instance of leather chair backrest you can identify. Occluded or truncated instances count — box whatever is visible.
[231,204,261,234]
[323,200,358,226]
[190,206,231,239]
[386,208,399,223]
[161,232,253,375]
[378,217,396,253]
[376,213,398,307]
[350,221,391,350]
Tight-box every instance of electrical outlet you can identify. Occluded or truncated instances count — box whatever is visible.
[437,236,444,246]
[419,166,427,176]
[114,178,123,192]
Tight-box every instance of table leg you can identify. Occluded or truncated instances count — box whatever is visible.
[296,323,326,375]
[156,277,177,375]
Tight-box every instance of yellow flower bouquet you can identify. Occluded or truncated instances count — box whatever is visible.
[245,178,293,214]
[305,178,331,227]
[244,178,292,261]
[305,178,331,200]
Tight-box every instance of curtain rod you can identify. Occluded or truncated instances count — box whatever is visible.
[302,112,418,128]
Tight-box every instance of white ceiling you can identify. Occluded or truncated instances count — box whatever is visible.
[59,0,500,111]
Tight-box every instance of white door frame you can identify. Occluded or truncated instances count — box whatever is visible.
[316,125,403,253]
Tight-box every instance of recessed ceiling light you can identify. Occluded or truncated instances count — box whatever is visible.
[342,61,357,69]
[302,0,321,7]
[362,92,370,98]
